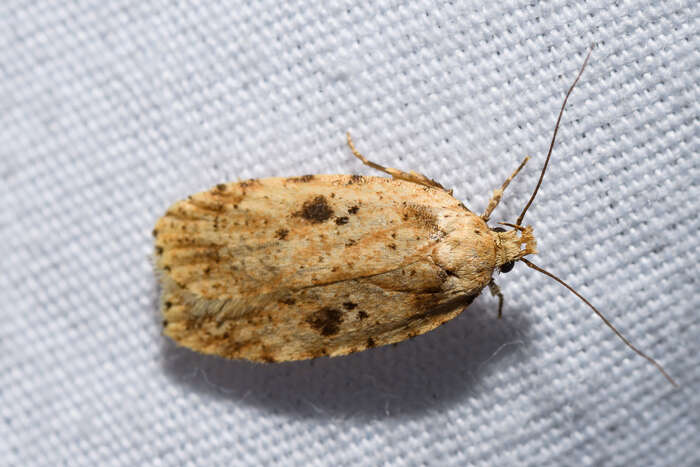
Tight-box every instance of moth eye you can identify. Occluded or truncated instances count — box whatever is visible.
[492,227,506,233]
[500,261,515,273]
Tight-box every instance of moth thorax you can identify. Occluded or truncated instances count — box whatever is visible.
[493,226,538,267]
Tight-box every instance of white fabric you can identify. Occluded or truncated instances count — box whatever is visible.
[1,1,697,465]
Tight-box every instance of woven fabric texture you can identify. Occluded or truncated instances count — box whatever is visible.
[1,1,698,466]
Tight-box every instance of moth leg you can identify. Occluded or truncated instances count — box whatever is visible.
[481,157,529,222]
[488,280,504,319]
[346,132,451,193]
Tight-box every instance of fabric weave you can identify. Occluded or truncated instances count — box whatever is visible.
[1,1,697,466]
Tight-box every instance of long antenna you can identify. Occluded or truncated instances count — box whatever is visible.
[521,258,678,387]
[516,46,594,226]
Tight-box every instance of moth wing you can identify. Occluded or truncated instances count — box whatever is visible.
[154,175,489,362]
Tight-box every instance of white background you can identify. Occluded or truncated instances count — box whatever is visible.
[1,1,697,466]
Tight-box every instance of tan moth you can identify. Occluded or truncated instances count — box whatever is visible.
[153,48,676,386]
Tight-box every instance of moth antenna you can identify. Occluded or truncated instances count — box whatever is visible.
[516,45,594,226]
[520,258,678,387]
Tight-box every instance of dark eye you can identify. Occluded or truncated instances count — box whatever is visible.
[492,227,506,233]
[500,261,515,273]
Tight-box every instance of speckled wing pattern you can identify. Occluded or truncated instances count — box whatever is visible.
[154,175,493,362]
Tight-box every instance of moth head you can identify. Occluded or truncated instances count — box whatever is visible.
[491,225,537,273]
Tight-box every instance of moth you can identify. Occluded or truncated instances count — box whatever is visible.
[153,48,676,386]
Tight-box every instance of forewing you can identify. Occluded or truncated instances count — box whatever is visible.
[154,175,479,361]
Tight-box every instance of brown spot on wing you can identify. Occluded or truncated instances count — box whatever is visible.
[347,174,364,185]
[348,205,359,214]
[275,228,289,240]
[288,174,315,183]
[335,216,349,225]
[403,204,438,231]
[295,195,334,223]
[239,179,259,188]
[306,308,344,336]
